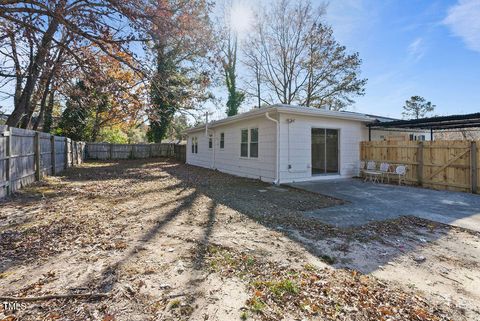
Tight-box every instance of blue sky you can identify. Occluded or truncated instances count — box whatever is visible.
[323,0,480,118]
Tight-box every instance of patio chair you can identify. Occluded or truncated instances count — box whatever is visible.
[395,165,407,185]
[363,161,382,183]
[379,162,391,183]
[359,160,366,176]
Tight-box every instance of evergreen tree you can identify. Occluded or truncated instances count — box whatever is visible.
[402,96,435,119]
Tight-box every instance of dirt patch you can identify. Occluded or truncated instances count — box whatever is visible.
[0,159,478,320]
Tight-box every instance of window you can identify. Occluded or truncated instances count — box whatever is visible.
[241,129,248,157]
[220,133,225,149]
[250,128,258,158]
[240,128,259,158]
[208,135,212,149]
[191,137,198,154]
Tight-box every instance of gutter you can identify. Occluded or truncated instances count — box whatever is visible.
[265,112,280,185]
[185,105,375,134]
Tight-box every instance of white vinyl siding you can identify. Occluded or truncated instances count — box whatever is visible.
[186,116,277,182]
[277,113,368,183]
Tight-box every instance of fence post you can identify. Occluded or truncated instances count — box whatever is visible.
[34,132,41,181]
[4,127,12,195]
[51,135,56,175]
[70,139,74,166]
[416,141,424,186]
[64,137,68,169]
[471,141,477,194]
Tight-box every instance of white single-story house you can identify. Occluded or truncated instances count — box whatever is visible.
[185,104,427,184]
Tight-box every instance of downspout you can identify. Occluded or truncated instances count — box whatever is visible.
[265,112,280,184]
[211,128,215,169]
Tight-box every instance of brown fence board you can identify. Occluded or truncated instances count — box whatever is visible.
[361,140,478,193]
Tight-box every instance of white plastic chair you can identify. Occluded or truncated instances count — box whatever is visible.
[364,161,381,183]
[366,161,376,171]
[379,162,391,183]
[395,165,407,185]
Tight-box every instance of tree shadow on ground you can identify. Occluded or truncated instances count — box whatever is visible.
[157,159,477,275]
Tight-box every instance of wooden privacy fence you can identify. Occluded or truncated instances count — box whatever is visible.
[0,125,85,198]
[361,140,479,193]
[86,143,186,163]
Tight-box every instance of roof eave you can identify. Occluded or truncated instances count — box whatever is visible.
[185,105,376,134]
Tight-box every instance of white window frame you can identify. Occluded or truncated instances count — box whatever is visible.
[220,132,225,149]
[208,135,213,149]
[191,136,198,154]
[240,127,259,159]
[249,128,258,158]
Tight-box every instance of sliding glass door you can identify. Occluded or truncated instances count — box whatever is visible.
[311,128,339,175]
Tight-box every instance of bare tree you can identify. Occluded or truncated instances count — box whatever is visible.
[303,23,366,110]
[0,0,146,127]
[242,29,265,108]
[243,0,366,110]
[214,0,245,116]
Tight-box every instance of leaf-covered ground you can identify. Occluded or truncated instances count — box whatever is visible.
[0,159,478,320]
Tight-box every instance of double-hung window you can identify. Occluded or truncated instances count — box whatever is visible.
[191,137,198,154]
[220,133,225,149]
[250,128,258,158]
[208,135,213,149]
[240,128,258,158]
[241,129,248,157]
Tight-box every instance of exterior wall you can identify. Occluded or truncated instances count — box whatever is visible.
[186,116,277,182]
[277,114,368,183]
[186,110,430,185]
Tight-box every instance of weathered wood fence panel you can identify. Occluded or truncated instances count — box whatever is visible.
[361,140,478,193]
[85,143,186,162]
[0,126,85,198]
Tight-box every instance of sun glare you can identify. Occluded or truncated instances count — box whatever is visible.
[230,3,254,35]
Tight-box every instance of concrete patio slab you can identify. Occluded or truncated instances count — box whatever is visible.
[287,179,480,232]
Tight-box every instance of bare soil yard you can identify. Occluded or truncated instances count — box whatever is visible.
[0,159,479,321]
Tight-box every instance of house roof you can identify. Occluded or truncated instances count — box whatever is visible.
[185,104,379,133]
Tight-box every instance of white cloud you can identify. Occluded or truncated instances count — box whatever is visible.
[408,37,426,61]
[444,0,480,53]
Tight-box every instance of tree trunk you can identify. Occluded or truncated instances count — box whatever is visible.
[43,90,55,133]
[6,2,63,127]
[32,81,51,131]
[33,46,64,131]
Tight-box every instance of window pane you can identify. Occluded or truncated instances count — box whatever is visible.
[250,143,258,158]
[241,143,248,157]
[209,136,212,148]
[250,128,258,143]
[220,133,224,149]
[191,138,194,153]
[311,129,325,174]
[241,129,248,143]
[325,129,338,173]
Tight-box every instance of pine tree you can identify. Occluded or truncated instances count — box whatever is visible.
[402,96,435,119]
